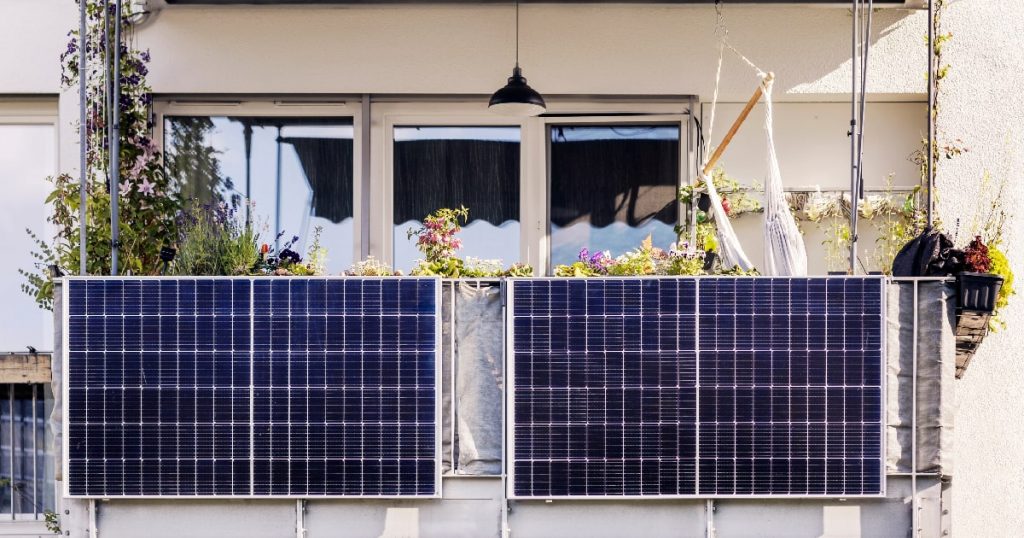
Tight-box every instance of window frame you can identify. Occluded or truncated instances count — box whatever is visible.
[153,97,696,273]
[0,99,59,355]
[541,113,693,273]
[373,98,695,272]
[153,100,364,267]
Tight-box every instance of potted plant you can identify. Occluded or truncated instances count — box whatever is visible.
[958,236,1004,313]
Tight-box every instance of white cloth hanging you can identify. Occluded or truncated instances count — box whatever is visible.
[759,76,808,276]
[701,42,755,272]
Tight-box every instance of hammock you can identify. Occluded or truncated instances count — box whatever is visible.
[700,38,807,276]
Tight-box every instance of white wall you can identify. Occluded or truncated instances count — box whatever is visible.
[133,4,925,100]
[936,1,1024,536]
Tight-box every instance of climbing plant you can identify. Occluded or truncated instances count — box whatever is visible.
[20,0,181,310]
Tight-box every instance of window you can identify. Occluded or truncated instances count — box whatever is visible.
[0,117,55,353]
[164,115,356,272]
[548,124,681,267]
[0,383,54,519]
[391,126,521,272]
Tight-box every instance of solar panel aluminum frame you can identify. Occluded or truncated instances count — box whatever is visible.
[61,275,444,499]
[505,276,887,500]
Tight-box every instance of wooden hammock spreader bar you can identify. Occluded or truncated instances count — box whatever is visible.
[702,72,775,176]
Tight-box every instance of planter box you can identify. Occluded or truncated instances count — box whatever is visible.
[957,272,1003,313]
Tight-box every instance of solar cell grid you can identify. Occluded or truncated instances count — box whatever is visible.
[508,277,884,498]
[65,277,440,498]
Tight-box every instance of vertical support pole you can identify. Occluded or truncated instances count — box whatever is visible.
[109,0,122,275]
[78,0,88,275]
[32,385,37,520]
[705,499,715,538]
[449,282,458,473]
[926,0,936,227]
[275,126,283,250]
[849,0,859,274]
[912,281,919,536]
[9,384,15,519]
[295,499,306,538]
[243,122,253,226]
[360,95,372,260]
[88,499,98,538]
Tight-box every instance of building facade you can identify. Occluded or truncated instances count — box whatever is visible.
[0,0,1021,536]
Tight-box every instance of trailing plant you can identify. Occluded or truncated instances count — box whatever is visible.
[22,1,181,309]
[988,244,1014,330]
[679,166,762,220]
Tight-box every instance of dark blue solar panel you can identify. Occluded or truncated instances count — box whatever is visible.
[508,277,884,498]
[65,277,439,498]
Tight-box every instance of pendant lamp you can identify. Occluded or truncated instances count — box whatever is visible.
[489,3,546,116]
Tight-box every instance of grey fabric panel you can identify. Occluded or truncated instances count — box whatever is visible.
[441,283,454,474]
[885,280,956,476]
[454,281,504,475]
[51,281,63,482]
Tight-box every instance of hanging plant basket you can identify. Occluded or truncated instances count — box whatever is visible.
[957,272,1003,313]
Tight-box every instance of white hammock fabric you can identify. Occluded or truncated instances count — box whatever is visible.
[759,77,808,276]
[701,170,754,271]
[700,43,754,272]
[701,39,808,276]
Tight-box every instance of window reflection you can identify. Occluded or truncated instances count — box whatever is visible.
[1,124,54,352]
[392,126,520,272]
[549,125,680,267]
[164,116,355,272]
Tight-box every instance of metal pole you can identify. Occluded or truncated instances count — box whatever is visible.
[109,0,122,275]
[78,0,88,275]
[926,0,936,227]
[849,0,859,274]
[275,126,283,250]
[912,281,919,535]
[31,385,37,520]
[243,122,253,226]
[9,385,15,519]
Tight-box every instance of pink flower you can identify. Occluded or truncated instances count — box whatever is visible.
[119,181,132,196]
[138,178,156,196]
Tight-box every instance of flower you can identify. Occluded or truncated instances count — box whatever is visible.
[138,178,156,196]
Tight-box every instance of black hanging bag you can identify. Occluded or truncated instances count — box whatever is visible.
[891,226,965,276]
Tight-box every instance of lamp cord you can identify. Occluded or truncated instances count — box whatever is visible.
[515,2,520,67]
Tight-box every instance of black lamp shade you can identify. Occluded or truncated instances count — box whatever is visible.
[489,65,546,117]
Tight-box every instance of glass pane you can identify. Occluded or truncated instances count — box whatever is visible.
[0,384,53,516]
[0,124,54,352]
[549,124,680,268]
[392,126,520,272]
[164,116,355,272]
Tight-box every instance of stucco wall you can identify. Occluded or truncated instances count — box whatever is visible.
[935,1,1024,537]
[3,1,1023,536]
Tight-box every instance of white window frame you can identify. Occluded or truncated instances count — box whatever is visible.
[153,99,363,265]
[372,98,695,272]
[0,100,59,527]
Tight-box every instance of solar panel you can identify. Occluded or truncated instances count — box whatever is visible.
[507,277,884,498]
[64,277,440,498]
